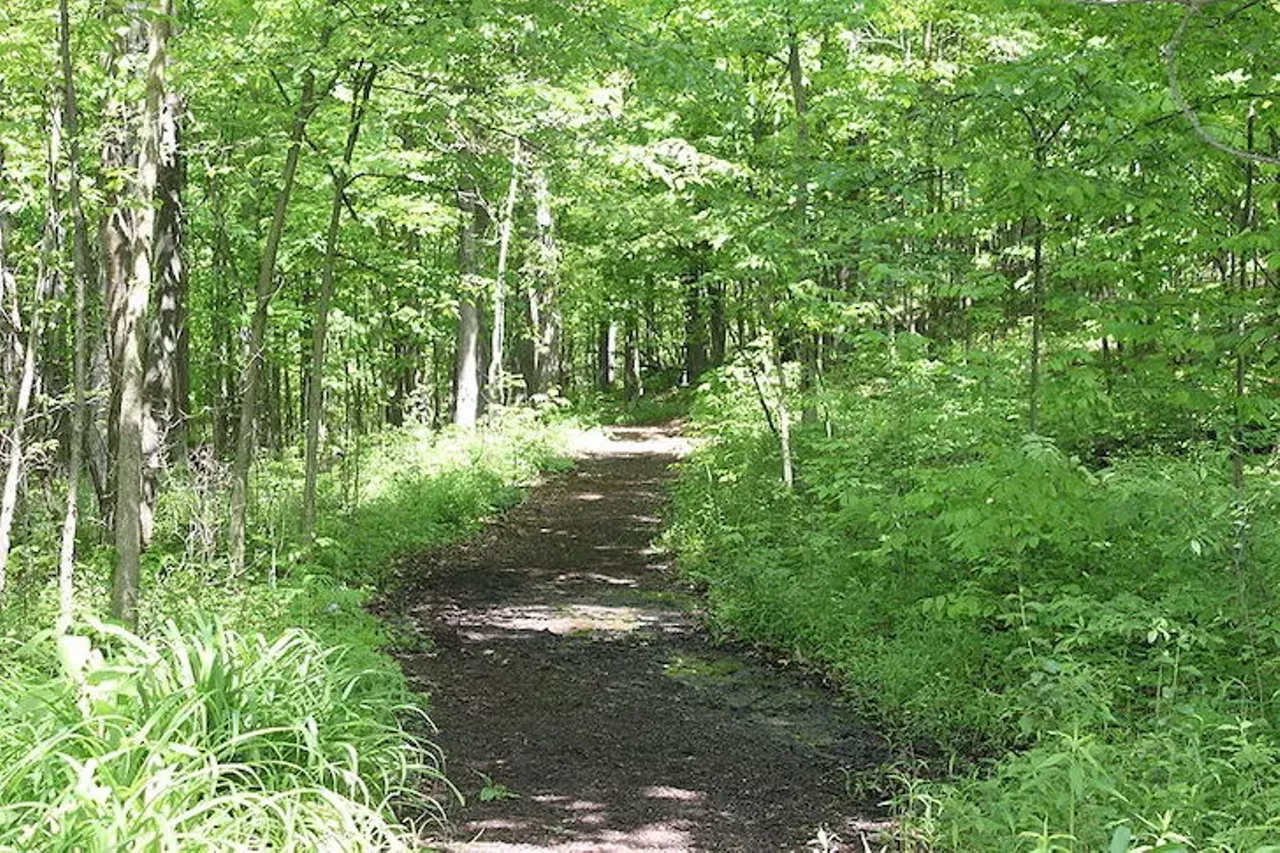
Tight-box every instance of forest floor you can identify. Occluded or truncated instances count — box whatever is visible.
[395,425,887,852]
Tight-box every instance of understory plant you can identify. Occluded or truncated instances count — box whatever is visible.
[0,411,575,850]
[671,348,1280,850]
[0,618,444,852]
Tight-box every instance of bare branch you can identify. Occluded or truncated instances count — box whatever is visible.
[1163,1,1280,166]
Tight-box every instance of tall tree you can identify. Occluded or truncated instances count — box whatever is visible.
[302,62,376,541]
[111,0,170,627]
[525,162,562,396]
[489,136,521,408]
[453,171,485,428]
[0,120,56,590]
[228,68,327,572]
[144,88,188,500]
[56,0,91,632]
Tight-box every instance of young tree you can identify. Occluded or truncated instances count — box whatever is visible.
[453,171,485,428]
[302,63,377,541]
[228,68,327,572]
[56,0,91,632]
[488,136,521,408]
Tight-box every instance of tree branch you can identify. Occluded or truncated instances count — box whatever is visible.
[1162,1,1280,166]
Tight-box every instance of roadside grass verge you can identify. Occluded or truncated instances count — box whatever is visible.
[0,408,576,850]
[669,356,1280,850]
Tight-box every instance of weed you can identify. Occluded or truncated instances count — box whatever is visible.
[476,772,521,803]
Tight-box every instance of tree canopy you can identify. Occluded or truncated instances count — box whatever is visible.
[1,0,1279,846]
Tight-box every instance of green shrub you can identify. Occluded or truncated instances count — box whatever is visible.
[671,349,1280,849]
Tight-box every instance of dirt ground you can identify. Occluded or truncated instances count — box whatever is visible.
[394,425,887,852]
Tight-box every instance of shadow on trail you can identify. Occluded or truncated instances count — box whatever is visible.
[397,426,888,852]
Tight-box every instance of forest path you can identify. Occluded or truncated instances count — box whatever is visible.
[397,425,885,852]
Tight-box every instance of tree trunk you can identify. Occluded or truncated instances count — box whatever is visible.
[597,320,616,392]
[709,282,726,366]
[57,0,91,631]
[526,164,561,397]
[489,137,521,409]
[787,24,818,424]
[0,150,18,400]
[735,282,748,352]
[229,70,323,573]
[684,280,707,384]
[431,335,444,427]
[303,64,374,541]
[1028,218,1043,435]
[142,90,186,539]
[453,176,484,429]
[99,12,148,524]
[266,358,282,454]
[282,357,294,443]
[209,171,235,458]
[0,268,44,595]
[111,0,168,627]
[762,331,795,489]
[86,324,112,512]
[624,313,642,400]
[642,292,660,374]
[1231,112,1257,492]
[0,112,62,592]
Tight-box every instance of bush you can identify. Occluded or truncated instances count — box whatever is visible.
[670,347,1280,849]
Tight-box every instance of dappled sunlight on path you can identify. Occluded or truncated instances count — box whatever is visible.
[397,425,887,852]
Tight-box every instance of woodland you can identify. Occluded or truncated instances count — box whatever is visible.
[0,0,1278,848]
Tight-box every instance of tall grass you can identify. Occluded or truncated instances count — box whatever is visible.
[0,410,577,850]
[0,618,446,851]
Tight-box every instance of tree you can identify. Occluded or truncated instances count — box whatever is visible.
[56,0,91,632]
[301,63,376,541]
[227,66,328,573]
[111,0,170,627]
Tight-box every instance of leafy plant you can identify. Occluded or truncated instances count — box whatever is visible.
[476,772,521,803]
[672,351,1280,849]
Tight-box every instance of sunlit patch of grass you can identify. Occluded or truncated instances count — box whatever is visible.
[0,618,451,851]
[0,410,581,848]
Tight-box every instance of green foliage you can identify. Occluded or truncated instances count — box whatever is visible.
[0,618,442,852]
[0,414,575,848]
[131,409,573,642]
[4,0,1280,845]
[476,772,521,803]
[575,387,696,426]
[671,350,1280,849]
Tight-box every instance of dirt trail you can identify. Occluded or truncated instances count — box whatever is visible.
[397,425,885,852]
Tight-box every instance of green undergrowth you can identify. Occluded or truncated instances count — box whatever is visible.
[0,619,438,851]
[573,385,695,426]
[0,408,575,850]
[669,349,1280,850]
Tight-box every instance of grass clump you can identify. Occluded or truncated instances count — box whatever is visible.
[0,410,576,849]
[0,618,444,851]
